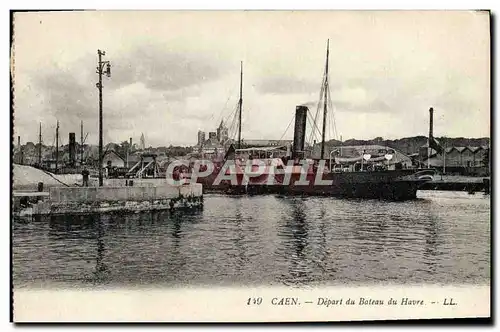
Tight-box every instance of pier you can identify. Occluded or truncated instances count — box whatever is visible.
[13,183,203,217]
[419,175,490,193]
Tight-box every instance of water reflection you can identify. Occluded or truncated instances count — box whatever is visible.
[44,210,204,286]
[48,214,95,239]
[94,215,109,284]
[290,199,308,259]
[47,214,109,284]
[277,198,314,286]
[230,200,243,274]
[317,203,329,274]
[12,192,490,288]
[422,206,440,276]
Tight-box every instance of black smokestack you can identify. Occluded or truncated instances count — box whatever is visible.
[130,137,132,146]
[17,136,20,148]
[69,132,76,166]
[429,107,434,138]
[293,105,308,159]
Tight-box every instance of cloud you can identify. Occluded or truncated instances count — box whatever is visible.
[15,42,234,145]
[294,85,392,113]
[256,76,319,95]
[107,44,229,92]
[12,11,490,145]
[260,76,397,114]
[336,100,391,114]
[29,65,97,123]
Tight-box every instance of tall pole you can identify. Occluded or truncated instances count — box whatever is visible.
[98,50,104,186]
[55,120,59,173]
[321,39,329,160]
[38,122,42,166]
[443,137,446,174]
[80,120,84,165]
[428,107,433,169]
[97,50,110,186]
[340,134,342,157]
[238,61,243,149]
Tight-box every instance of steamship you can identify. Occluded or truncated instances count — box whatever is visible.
[195,41,435,200]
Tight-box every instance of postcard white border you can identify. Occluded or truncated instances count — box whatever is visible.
[4,1,498,329]
[13,285,490,322]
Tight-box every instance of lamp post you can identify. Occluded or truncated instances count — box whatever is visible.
[96,50,111,187]
[362,150,371,171]
[384,150,393,170]
[329,149,337,172]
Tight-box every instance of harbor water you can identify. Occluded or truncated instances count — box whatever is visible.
[12,191,490,289]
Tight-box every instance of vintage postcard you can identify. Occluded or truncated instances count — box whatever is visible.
[10,10,491,322]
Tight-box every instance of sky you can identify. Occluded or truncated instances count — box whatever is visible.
[12,10,490,147]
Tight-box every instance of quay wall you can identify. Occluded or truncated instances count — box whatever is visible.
[420,181,487,192]
[419,176,489,192]
[49,184,202,204]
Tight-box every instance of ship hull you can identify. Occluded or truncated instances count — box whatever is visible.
[234,180,422,200]
[199,169,431,201]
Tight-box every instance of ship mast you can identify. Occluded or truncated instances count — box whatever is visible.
[320,39,330,160]
[237,61,243,149]
[55,120,59,173]
[80,120,84,165]
[38,122,42,166]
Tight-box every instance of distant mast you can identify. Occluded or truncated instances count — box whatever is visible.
[38,122,42,166]
[237,61,243,149]
[80,120,84,165]
[320,39,330,160]
[55,120,59,173]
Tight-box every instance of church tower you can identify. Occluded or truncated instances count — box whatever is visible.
[140,133,145,150]
[217,120,229,143]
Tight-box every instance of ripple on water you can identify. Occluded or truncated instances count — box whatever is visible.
[12,192,490,288]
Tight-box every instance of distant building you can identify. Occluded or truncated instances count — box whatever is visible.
[140,133,146,150]
[197,130,206,147]
[208,132,217,140]
[13,142,24,164]
[102,150,126,168]
[198,137,224,156]
[422,145,489,168]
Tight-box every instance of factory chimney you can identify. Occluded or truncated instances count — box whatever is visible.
[69,132,76,167]
[427,107,434,168]
[429,107,434,139]
[293,105,308,159]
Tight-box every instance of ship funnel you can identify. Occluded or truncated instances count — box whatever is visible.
[293,105,308,159]
[429,107,434,138]
[69,132,76,167]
